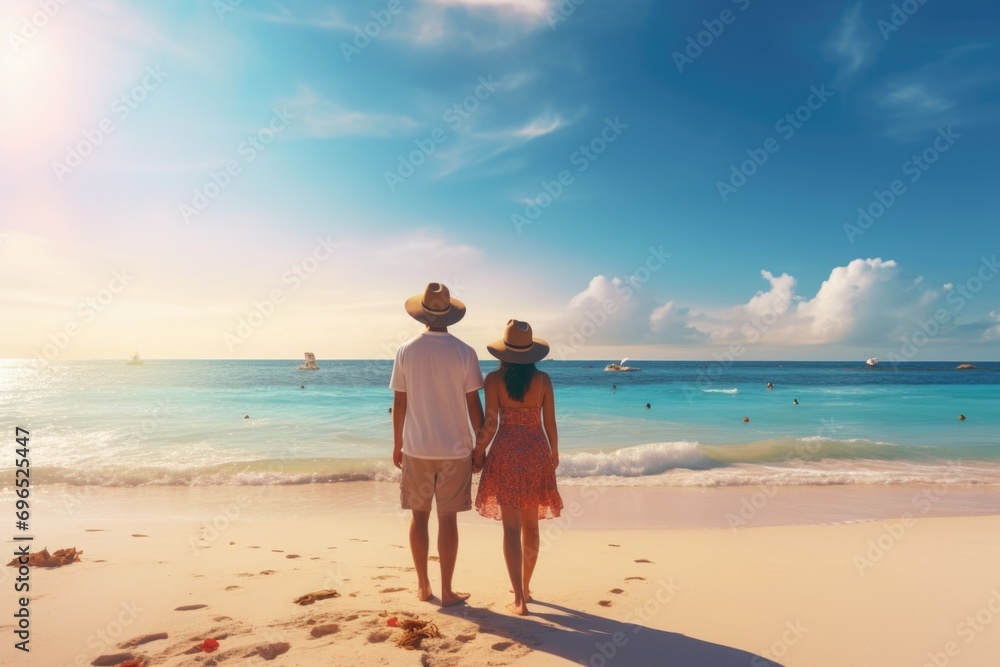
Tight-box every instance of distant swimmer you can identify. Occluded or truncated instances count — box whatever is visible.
[645,402,651,409]
[743,416,750,422]
[244,414,250,419]
[613,384,617,390]
[300,385,305,389]
[959,414,966,421]
[388,406,393,414]
[793,399,799,405]
[766,382,773,390]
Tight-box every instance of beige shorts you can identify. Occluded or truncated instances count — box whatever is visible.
[400,454,472,514]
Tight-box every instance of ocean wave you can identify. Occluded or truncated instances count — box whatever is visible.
[701,388,739,394]
[10,438,1000,488]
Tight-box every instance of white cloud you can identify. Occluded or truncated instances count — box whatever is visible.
[826,4,874,79]
[281,86,417,139]
[546,258,962,356]
[434,112,568,177]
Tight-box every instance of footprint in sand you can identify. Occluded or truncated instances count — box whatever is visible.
[118,632,168,648]
[367,629,392,643]
[492,641,515,651]
[428,555,440,562]
[610,588,624,594]
[85,529,106,532]
[246,642,290,660]
[91,652,136,666]
[372,574,396,580]
[93,559,107,563]
[598,600,612,607]
[271,549,284,553]
[608,544,620,547]
[260,570,275,575]
[225,585,241,591]
[131,534,148,538]
[286,554,300,559]
[213,616,232,622]
[379,587,407,593]
[174,604,208,611]
[293,589,340,605]
[625,576,646,581]
[634,559,653,564]
[310,623,339,638]
[350,538,368,543]
[455,634,476,643]
[249,546,261,549]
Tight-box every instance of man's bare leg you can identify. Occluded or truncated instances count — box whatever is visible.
[437,512,470,607]
[521,508,540,603]
[409,510,433,601]
[501,506,528,615]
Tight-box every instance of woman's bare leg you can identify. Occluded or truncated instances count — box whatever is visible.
[500,506,528,615]
[520,508,540,602]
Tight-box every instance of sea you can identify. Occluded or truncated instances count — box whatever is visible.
[2,359,998,489]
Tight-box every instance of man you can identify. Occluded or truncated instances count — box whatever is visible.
[390,282,484,606]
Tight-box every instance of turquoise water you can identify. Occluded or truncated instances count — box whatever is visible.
[1,359,998,487]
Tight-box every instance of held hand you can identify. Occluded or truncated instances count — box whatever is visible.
[551,450,559,470]
[472,450,486,473]
[393,447,403,469]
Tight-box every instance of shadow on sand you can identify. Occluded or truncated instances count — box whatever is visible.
[441,599,784,667]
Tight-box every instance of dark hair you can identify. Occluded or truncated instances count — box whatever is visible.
[499,361,537,402]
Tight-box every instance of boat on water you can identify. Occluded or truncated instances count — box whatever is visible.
[866,357,879,367]
[605,357,640,372]
[298,352,319,370]
[126,352,144,365]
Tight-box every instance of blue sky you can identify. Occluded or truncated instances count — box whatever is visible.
[1,0,998,361]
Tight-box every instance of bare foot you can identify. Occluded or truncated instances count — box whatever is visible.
[510,587,533,602]
[441,591,470,607]
[417,582,433,602]
[506,600,529,616]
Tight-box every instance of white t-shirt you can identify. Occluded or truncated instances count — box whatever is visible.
[389,331,484,459]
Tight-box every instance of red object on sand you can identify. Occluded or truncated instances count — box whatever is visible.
[197,638,220,653]
[387,617,398,627]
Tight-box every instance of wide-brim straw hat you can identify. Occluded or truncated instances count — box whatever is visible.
[487,319,549,364]
[404,282,466,326]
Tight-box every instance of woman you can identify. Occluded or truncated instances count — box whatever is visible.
[473,319,563,615]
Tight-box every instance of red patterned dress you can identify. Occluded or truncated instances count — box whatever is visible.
[475,406,563,520]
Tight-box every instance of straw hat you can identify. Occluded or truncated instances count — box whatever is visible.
[487,320,549,364]
[404,282,466,326]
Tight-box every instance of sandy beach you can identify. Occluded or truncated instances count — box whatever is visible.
[3,483,1000,666]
